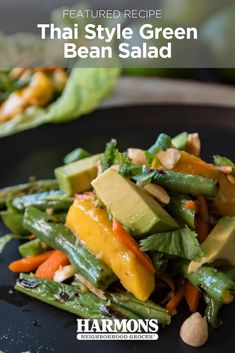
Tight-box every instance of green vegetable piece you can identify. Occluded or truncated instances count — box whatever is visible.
[23,207,116,289]
[177,260,235,303]
[92,168,178,237]
[19,239,50,258]
[146,133,172,163]
[0,210,29,235]
[134,170,219,198]
[140,227,203,261]
[204,295,223,328]
[102,138,117,172]
[172,132,188,150]
[116,151,142,177]
[10,190,72,214]
[63,148,91,164]
[213,154,235,176]
[189,216,235,272]
[16,274,138,319]
[0,179,58,210]
[108,291,170,324]
[0,234,14,253]
[148,133,172,154]
[55,154,102,196]
[166,193,196,229]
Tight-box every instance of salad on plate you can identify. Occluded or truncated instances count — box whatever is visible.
[0,131,235,348]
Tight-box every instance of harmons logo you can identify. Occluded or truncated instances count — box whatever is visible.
[77,319,159,340]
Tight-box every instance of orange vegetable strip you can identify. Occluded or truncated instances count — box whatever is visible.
[112,218,155,274]
[165,283,185,315]
[9,250,54,273]
[192,158,215,171]
[184,280,201,312]
[35,250,69,280]
[160,273,175,293]
[196,196,210,243]
[184,200,196,210]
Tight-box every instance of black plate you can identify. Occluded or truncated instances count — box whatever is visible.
[0,105,235,353]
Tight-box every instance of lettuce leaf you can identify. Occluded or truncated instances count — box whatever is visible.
[140,227,204,261]
[0,67,120,137]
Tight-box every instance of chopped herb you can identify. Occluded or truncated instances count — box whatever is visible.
[102,139,117,172]
[140,227,204,261]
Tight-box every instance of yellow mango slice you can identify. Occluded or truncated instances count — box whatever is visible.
[66,199,155,301]
[0,71,55,123]
[171,151,235,216]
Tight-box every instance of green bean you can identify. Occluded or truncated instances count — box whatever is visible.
[64,148,91,164]
[19,239,50,258]
[15,274,139,319]
[0,210,29,235]
[204,295,223,328]
[23,207,116,289]
[10,190,72,213]
[107,291,170,324]
[166,193,196,229]
[177,261,235,303]
[149,170,218,197]
[172,132,188,150]
[0,179,58,210]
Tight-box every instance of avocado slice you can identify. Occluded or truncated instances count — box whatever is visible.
[189,216,235,272]
[92,168,178,238]
[55,154,102,196]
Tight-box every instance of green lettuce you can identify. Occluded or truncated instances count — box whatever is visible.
[140,227,204,261]
[0,67,120,138]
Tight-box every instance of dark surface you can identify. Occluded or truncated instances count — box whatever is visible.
[0,104,235,353]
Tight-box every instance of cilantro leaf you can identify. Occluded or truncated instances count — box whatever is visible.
[146,133,172,164]
[102,138,117,171]
[102,139,142,177]
[133,169,156,185]
[140,227,204,261]
[116,151,142,177]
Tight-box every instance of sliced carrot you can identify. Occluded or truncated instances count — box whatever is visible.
[165,280,185,315]
[196,196,210,243]
[184,200,196,210]
[184,280,201,312]
[160,273,175,293]
[192,158,215,171]
[35,249,69,280]
[9,251,54,273]
[112,218,155,274]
